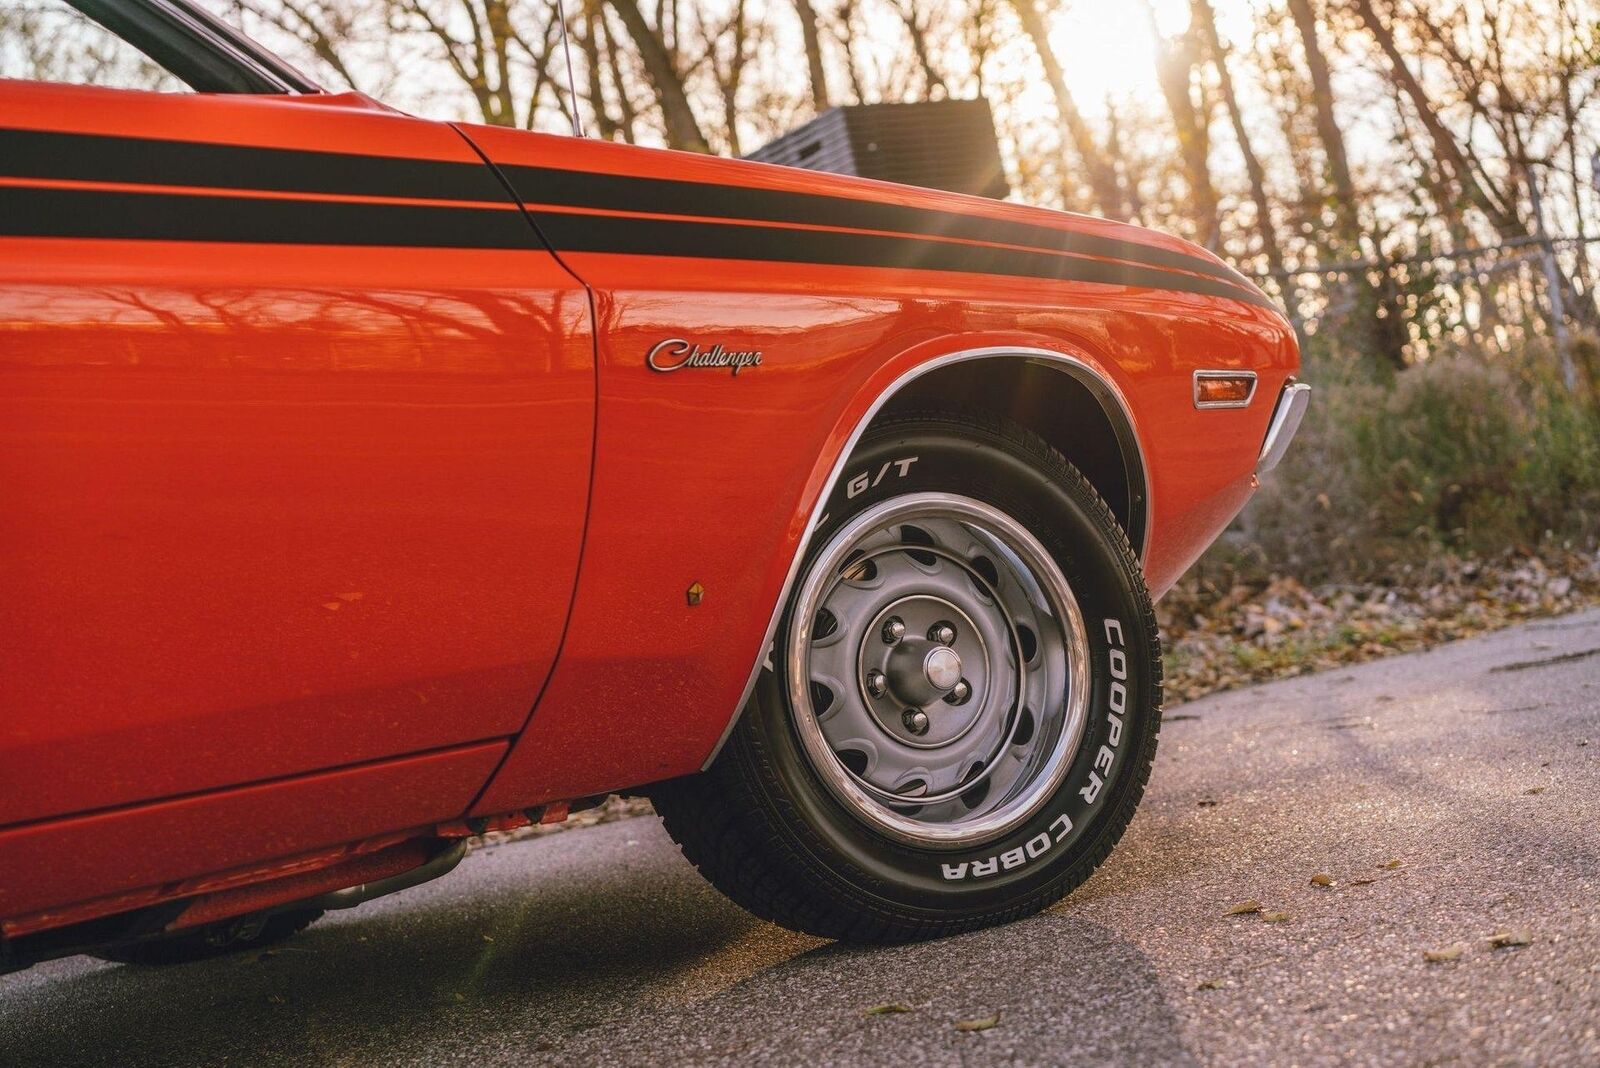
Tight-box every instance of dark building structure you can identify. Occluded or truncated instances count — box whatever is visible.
[746,99,1010,200]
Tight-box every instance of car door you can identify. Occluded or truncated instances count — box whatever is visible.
[457,125,929,811]
[0,16,593,827]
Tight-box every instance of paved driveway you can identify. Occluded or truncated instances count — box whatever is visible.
[4,609,1598,1066]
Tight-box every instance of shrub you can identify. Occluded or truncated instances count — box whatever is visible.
[1217,340,1600,582]
[1352,355,1529,550]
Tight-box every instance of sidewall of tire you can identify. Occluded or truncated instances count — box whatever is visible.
[741,416,1159,918]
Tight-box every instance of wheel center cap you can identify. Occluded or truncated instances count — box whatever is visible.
[924,645,962,691]
[884,638,962,707]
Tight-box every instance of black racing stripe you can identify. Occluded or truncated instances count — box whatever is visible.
[535,212,1281,311]
[500,164,1266,298]
[0,181,1276,309]
[0,187,540,249]
[3,125,1272,307]
[0,127,507,204]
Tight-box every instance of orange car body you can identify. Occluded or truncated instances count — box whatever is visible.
[0,70,1297,955]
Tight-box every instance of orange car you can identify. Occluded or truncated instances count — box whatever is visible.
[0,0,1306,969]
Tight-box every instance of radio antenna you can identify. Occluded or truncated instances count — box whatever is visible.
[553,0,585,137]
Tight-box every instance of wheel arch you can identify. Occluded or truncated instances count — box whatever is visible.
[702,346,1149,771]
[875,357,1148,557]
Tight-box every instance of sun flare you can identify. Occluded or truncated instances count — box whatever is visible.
[1047,0,1258,116]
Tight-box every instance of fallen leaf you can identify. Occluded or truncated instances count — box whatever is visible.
[1196,979,1223,991]
[1225,900,1263,916]
[267,994,286,1005]
[1379,859,1404,870]
[1423,944,1466,963]
[954,1013,1001,1032]
[1524,786,1546,795]
[1262,911,1292,923]
[1197,798,1219,808]
[863,1003,914,1016]
[322,602,341,611]
[482,933,495,942]
[1309,873,1334,888]
[337,591,364,602]
[1350,878,1377,887]
[1488,930,1533,949]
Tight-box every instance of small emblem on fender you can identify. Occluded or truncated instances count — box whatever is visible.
[646,338,763,376]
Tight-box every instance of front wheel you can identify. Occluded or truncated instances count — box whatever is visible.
[653,410,1162,942]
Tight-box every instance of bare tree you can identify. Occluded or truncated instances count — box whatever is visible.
[885,0,948,100]
[1191,0,1291,301]
[1353,0,1597,330]
[790,0,831,111]
[381,0,554,128]
[1284,0,1363,258]
[598,4,641,142]
[1285,0,1407,369]
[1005,0,1124,216]
[575,1,621,140]
[605,0,710,151]
[1142,0,1219,248]
[137,0,1594,360]
[700,0,756,154]
[232,0,365,90]
[827,1,869,104]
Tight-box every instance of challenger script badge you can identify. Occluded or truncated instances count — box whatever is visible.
[646,338,763,376]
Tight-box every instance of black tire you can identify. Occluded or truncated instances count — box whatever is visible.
[653,409,1162,942]
[92,908,323,966]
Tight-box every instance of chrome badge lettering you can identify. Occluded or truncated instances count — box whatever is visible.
[646,338,763,376]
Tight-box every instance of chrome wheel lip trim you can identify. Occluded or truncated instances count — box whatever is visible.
[786,493,1092,850]
[704,346,1149,774]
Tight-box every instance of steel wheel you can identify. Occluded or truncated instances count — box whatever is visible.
[653,409,1161,942]
[786,493,1090,848]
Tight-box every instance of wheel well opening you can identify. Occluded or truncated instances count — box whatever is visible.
[875,357,1147,555]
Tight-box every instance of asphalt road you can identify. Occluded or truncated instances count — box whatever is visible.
[5,609,1599,1067]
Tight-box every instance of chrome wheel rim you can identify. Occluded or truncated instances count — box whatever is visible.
[786,493,1091,848]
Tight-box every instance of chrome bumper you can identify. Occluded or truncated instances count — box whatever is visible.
[1256,382,1311,475]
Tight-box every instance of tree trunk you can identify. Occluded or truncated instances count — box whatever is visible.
[484,0,517,125]
[1144,1,1219,249]
[1192,0,1289,287]
[891,1,948,100]
[1560,54,1594,308]
[713,0,751,156]
[1005,0,1123,217]
[1102,100,1147,225]
[832,2,868,104]
[1285,0,1407,370]
[578,5,620,140]
[605,0,709,153]
[1285,0,1360,254]
[599,7,638,144]
[791,0,831,111]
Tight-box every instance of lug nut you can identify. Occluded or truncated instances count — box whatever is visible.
[945,679,972,705]
[882,617,906,644]
[903,708,930,735]
[865,670,887,698]
[929,621,956,645]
